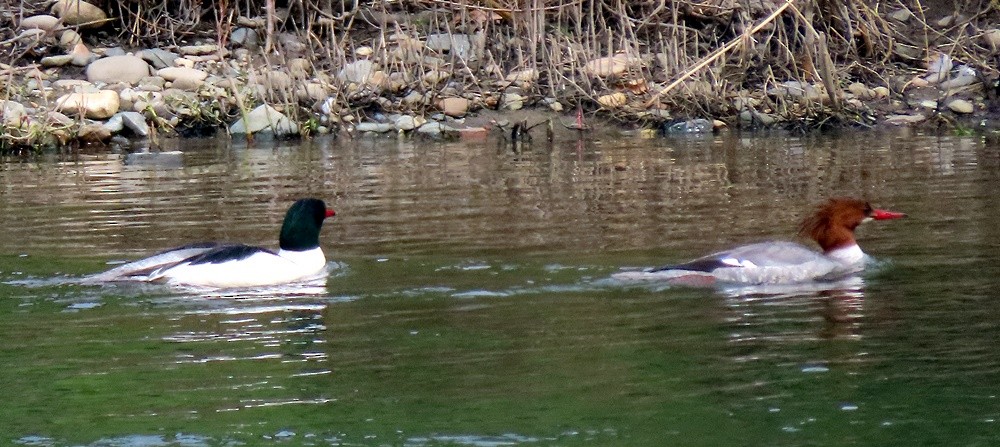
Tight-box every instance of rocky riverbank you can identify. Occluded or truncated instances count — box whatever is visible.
[2,0,999,151]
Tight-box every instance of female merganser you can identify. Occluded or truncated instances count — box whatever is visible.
[613,198,905,285]
[88,198,336,288]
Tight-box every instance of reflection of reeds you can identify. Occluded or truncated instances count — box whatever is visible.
[0,133,977,256]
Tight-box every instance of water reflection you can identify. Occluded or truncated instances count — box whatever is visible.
[2,131,1000,445]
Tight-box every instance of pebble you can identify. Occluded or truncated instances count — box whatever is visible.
[597,92,627,108]
[422,70,450,85]
[946,98,974,114]
[59,29,82,49]
[502,93,524,110]
[338,60,375,84]
[296,83,328,102]
[983,29,1000,52]
[86,55,151,84]
[848,82,874,99]
[157,67,208,83]
[506,68,539,83]
[288,58,312,78]
[440,97,470,117]
[394,115,418,131]
[70,43,96,66]
[51,0,107,28]
[229,104,298,136]
[138,76,166,91]
[231,28,260,49]
[0,100,27,125]
[262,70,293,90]
[120,111,150,136]
[584,54,642,77]
[19,15,60,32]
[417,121,446,136]
[57,90,120,119]
[178,44,219,55]
[53,79,94,90]
[137,49,179,69]
[884,113,926,125]
[42,55,74,67]
[739,110,777,126]
[78,123,112,142]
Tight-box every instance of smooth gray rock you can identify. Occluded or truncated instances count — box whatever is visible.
[86,55,151,85]
[231,28,259,49]
[229,104,298,137]
[120,111,150,136]
[0,100,26,125]
[394,115,417,131]
[102,113,125,133]
[137,48,179,69]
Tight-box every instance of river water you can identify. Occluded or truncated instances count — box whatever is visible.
[1,131,999,446]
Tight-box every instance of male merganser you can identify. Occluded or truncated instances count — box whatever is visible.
[88,198,336,288]
[613,198,905,285]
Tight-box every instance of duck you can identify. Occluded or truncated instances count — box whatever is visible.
[88,198,335,288]
[612,198,906,285]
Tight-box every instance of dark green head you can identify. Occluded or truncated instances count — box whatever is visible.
[278,198,335,251]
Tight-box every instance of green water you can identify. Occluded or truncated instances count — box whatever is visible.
[1,133,999,446]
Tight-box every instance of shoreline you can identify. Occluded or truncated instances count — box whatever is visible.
[2,1,999,151]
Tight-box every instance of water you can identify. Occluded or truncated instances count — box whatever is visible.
[1,131,999,446]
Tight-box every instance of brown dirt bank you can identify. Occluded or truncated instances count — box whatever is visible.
[2,0,1000,150]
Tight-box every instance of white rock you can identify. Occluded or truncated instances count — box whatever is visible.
[0,100,27,125]
[502,93,524,110]
[425,33,473,60]
[156,67,208,83]
[86,55,151,84]
[56,90,120,119]
[178,44,219,55]
[506,68,538,83]
[884,114,926,125]
[51,0,107,28]
[417,121,446,136]
[229,104,298,136]
[584,54,643,77]
[59,29,82,49]
[946,98,974,114]
[53,79,94,90]
[42,54,74,67]
[394,115,418,131]
[983,29,1000,52]
[887,8,911,22]
[338,60,375,84]
[19,15,60,32]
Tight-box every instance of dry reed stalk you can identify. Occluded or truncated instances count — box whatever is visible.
[645,0,796,108]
